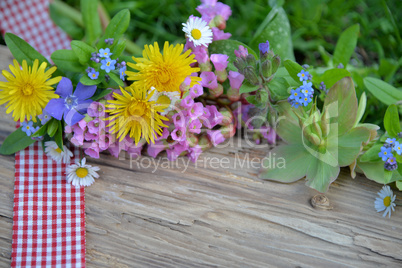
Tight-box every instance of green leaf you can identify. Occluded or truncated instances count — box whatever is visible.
[354,92,367,126]
[208,40,258,72]
[336,126,371,167]
[305,158,340,193]
[384,170,393,184]
[396,180,402,191]
[32,123,48,137]
[384,104,401,137]
[239,81,259,94]
[47,119,59,137]
[4,33,49,66]
[259,144,312,182]
[250,8,294,61]
[363,77,402,105]
[80,73,105,86]
[108,72,124,87]
[98,9,130,48]
[51,49,85,72]
[357,160,402,184]
[283,60,303,83]
[275,102,303,144]
[54,121,64,150]
[111,39,127,58]
[245,95,259,106]
[324,77,358,136]
[71,40,95,65]
[333,24,360,67]
[314,68,351,89]
[91,88,113,101]
[359,144,382,162]
[268,77,290,101]
[81,0,102,45]
[0,128,35,155]
[49,2,84,40]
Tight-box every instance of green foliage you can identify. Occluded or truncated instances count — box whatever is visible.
[333,24,360,67]
[383,104,401,137]
[363,77,402,106]
[97,9,131,48]
[250,7,294,61]
[51,49,85,72]
[71,40,96,65]
[0,127,35,155]
[4,33,49,66]
[260,77,373,192]
[81,0,102,45]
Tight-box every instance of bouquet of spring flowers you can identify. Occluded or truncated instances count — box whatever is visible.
[0,0,401,213]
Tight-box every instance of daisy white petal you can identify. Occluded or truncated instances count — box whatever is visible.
[182,16,213,47]
[44,141,73,164]
[374,185,396,218]
[66,157,100,187]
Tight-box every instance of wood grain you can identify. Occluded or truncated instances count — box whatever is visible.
[0,45,401,267]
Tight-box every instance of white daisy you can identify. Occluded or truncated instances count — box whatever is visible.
[66,158,100,187]
[374,185,396,218]
[149,87,181,115]
[44,141,73,164]
[182,16,213,47]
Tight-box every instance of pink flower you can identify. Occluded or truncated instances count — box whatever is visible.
[210,54,229,71]
[88,118,105,134]
[181,95,194,109]
[147,141,166,158]
[212,28,231,41]
[261,126,277,144]
[173,112,186,127]
[99,133,112,151]
[189,103,204,120]
[71,127,84,146]
[228,71,245,90]
[166,143,188,161]
[207,130,225,146]
[180,76,192,92]
[108,141,123,158]
[185,41,209,64]
[78,119,87,130]
[87,102,105,118]
[234,45,248,58]
[189,119,202,134]
[171,126,187,142]
[156,127,170,141]
[84,131,97,141]
[206,105,223,128]
[189,84,204,98]
[200,72,218,89]
[84,142,100,158]
[188,145,203,163]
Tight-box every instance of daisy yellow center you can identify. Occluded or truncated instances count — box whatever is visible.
[126,42,201,93]
[191,29,202,40]
[383,196,391,207]
[157,95,171,106]
[76,167,88,178]
[55,148,62,153]
[0,59,61,122]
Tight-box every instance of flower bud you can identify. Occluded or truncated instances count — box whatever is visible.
[243,67,259,86]
[233,58,247,74]
[320,107,330,138]
[215,69,228,83]
[210,83,223,98]
[303,127,321,146]
[227,87,240,102]
[271,55,281,74]
[213,15,226,30]
[261,59,272,78]
[245,54,257,68]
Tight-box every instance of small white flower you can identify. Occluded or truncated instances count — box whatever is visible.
[66,158,100,187]
[374,185,396,218]
[44,141,73,164]
[182,16,213,47]
[149,87,181,115]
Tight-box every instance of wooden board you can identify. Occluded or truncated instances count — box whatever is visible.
[0,45,401,267]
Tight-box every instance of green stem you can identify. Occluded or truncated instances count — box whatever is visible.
[52,0,84,27]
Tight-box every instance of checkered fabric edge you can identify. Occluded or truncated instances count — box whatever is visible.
[0,0,71,59]
[11,142,86,267]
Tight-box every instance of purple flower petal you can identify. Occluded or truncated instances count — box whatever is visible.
[74,83,97,100]
[63,109,85,126]
[44,99,66,120]
[55,77,73,98]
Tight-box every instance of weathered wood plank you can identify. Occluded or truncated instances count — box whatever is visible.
[0,45,401,267]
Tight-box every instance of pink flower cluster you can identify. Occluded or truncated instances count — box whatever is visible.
[147,84,236,163]
[196,0,232,40]
[233,103,278,145]
[65,100,144,159]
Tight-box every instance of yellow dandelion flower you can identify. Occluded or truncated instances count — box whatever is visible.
[0,59,61,122]
[106,85,168,144]
[126,41,201,93]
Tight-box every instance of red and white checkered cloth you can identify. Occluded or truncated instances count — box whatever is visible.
[0,0,86,266]
[12,143,85,267]
[0,0,71,59]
